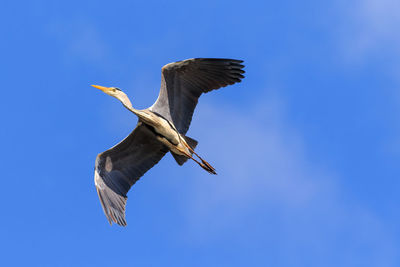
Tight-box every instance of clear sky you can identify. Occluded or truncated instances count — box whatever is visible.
[1,0,399,266]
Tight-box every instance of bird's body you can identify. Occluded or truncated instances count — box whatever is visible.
[93,58,245,226]
[131,109,191,160]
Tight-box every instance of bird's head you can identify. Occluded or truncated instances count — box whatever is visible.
[91,84,123,97]
[92,84,133,109]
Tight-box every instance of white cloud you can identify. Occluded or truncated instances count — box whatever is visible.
[176,93,398,265]
[358,0,400,37]
[338,0,400,63]
[338,0,400,156]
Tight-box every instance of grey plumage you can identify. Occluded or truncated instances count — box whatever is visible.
[93,58,245,226]
[95,123,168,225]
[151,58,245,134]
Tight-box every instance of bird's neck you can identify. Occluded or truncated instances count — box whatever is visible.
[124,104,140,116]
[119,94,141,116]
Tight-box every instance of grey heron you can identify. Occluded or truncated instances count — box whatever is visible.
[92,58,245,226]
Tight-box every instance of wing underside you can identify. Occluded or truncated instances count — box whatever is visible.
[150,58,245,134]
[95,123,168,226]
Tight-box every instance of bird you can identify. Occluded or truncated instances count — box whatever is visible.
[92,58,245,226]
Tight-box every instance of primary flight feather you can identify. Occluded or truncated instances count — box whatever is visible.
[93,58,245,226]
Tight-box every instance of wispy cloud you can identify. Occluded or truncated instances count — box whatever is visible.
[338,0,400,64]
[178,92,398,265]
[335,0,400,156]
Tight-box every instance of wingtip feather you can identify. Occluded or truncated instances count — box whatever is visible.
[96,184,128,227]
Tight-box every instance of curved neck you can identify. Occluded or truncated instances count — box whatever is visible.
[124,103,140,115]
[118,93,140,116]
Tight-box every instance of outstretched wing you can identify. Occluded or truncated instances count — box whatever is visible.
[94,122,168,226]
[150,58,245,134]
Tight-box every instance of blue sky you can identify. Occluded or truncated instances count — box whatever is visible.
[1,0,399,266]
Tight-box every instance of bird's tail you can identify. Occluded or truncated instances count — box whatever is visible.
[171,135,199,166]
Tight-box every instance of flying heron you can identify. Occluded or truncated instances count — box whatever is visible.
[92,58,245,226]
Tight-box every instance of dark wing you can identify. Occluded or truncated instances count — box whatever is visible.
[94,122,168,226]
[150,58,245,134]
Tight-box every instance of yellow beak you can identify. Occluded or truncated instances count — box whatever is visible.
[91,84,111,93]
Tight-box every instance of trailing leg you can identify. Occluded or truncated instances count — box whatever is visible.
[183,141,216,175]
